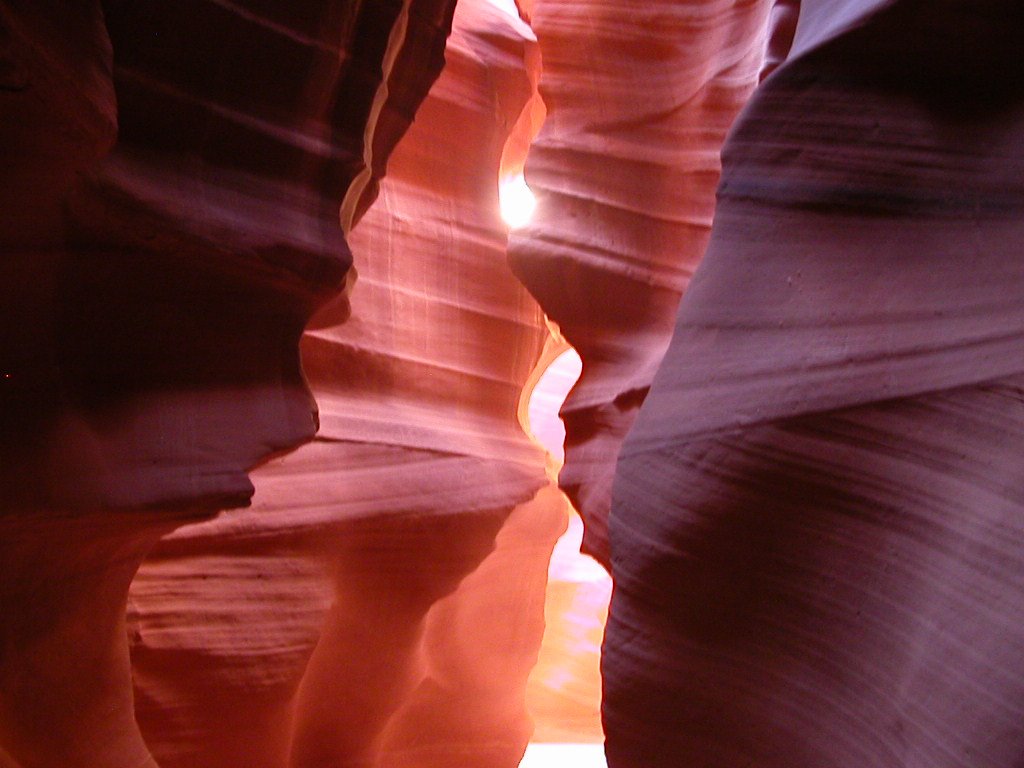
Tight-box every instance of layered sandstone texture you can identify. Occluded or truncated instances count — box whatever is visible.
[608,1,1024,766]
[509,0,774,565]
[7,1,1020,767]
[0,1,478,766]
[126,2,567,767]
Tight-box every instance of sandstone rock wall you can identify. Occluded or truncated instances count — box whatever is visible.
[6,0,1022,766]
[0,1,468,765]
[608,1,1024,765]
[126,3,566,767]
[510,0,773,565]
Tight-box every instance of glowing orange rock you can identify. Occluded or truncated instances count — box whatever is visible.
[126,3,568,766]
[509,0,772,565]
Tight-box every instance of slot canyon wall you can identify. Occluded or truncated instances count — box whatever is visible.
[606,1,1024,767]
[1,1,566,766]
[127,3,566,766]
[508,0,774,565]
[3,0,1024,767]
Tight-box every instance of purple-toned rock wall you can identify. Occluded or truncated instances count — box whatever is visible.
[607,2,1024,765]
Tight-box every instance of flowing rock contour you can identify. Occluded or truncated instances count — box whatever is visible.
[126,3,566,767]
[1,1,456,765]
[608,1,1024,765]
[509,0,772,565]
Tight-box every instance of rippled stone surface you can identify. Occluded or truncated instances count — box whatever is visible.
[609,2,1024,765]
[127,3,567,766]
[509,0,771,564]
[1,1,459,764]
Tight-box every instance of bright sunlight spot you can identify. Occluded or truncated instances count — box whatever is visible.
[527,347,582,465]
[519,743,608,767]
[500,172,537,229]
[486,0,522,19]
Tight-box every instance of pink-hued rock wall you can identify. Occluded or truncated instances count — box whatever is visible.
[509,0,773,565]
[0,1,470,765]
[607,1,1024,765]
[2,0,457,515]
[6,0,1024,766]
[125,3,566,767]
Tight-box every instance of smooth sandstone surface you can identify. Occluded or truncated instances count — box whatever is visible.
[127,3,568,767]
[509,0,773,565]
[3,0,1024,766]
[1,1,463,765]
[608,1,1024,765]
[3,0,456,514]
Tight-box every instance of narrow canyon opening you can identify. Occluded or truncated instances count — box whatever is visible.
[495,7,614,758]
[517,345,611,768]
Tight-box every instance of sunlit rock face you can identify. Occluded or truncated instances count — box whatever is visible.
[127,2,567,767]
[0,1,458,765]
[609,1,1024,766]
[7,1,1023,767]
[509,0,773,565]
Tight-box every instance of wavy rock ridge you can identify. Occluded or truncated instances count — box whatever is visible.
[0,1,463,765]
[510,0,773,565]
[607,1,1024,765]
[127,3,566,767]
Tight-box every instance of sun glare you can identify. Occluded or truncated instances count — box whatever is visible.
[519,743,608,767]
[500,172,537,229]
[487,0,522,19]
[526,347,583,465]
